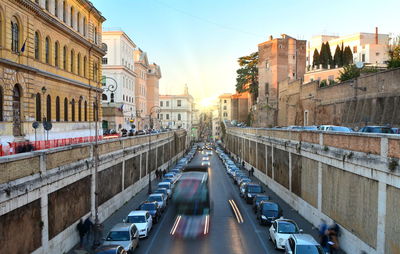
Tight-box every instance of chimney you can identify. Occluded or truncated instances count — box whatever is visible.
[269,35,273,41]
[375,27,378,44]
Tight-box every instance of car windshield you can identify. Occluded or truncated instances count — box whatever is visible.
[148,196,162,202]
[159,184,169,189]
[126,215,146,223]
[331,127,351,132]
[277,221,298,233]
[296,245,324,254]
[365,127,394,133]
[106,231,130,241]
[155,189,167,194]
[256,196,269,202]
[262,202,278,211]
[141,203,156,210]
[248,185,262,193]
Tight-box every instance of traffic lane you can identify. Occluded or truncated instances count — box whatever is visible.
[136,150,265,254]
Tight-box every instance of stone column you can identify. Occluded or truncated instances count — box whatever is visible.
[317,162,322,211]
[376,181,387,254]
[288,152,292,192]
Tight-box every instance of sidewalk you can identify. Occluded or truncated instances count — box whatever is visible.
[68,177,163,254]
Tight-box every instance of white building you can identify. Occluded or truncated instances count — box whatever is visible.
[306,28,390,68]
[218,93,232,122]
[159,85,194,131]
[101,31,137,130]
[211,110,220,141]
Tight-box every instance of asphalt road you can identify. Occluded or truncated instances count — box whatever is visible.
[134,150,322,254]
[71,148,324,254]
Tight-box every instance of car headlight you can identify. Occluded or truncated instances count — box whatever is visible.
[261,215,267,220]
[247,194,251,198]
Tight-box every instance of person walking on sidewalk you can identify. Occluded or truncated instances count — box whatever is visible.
[250,167,254,177]
[76,219,86,248]
[83,216,93,245]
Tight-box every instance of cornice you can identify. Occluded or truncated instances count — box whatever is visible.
[16,0,106,56]
[0,58,102,92]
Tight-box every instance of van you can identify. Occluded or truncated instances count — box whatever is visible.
[102,223,139,253]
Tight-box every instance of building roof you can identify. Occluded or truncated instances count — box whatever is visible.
[102,30,137,48]
[218,93,232,99]
[231,92,250,99]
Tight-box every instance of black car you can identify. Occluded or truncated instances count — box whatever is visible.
[256,201,282,225]
[138,201,161,223]
[135,130,146,136]
[95,245,127,254]
[359,126,394,134]
[244,183,264,203]
[252,194,271,213]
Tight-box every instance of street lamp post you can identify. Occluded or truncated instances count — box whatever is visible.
[148,105,161,194]
[92,76,117,249]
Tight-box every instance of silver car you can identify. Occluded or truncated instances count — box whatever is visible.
[102,223,139,253]
[147,193,167,212]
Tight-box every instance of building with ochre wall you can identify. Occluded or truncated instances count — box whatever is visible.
[0,0,105,145]
[218,93,232,122]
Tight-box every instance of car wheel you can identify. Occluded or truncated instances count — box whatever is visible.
[274,240,278,250]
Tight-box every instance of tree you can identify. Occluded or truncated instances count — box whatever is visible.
[319,43,327,68]
[388,36,400,68]
[312,48,320,67]
[333,45,343,67]
[338,64,360,82]
[325,41,333,67]
[236,52,258,102]
[343,46,353,65]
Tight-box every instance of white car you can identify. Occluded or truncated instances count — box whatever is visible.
[201,161,211,166]
[158,182,172,198]
[269,218,302,250]
[125,210,153,238]
[147,193,167,212]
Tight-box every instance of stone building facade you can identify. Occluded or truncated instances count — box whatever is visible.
[255,34,306,127]
[218,93,232,121]
[0,0,105,144]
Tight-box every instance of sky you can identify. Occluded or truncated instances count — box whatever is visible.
[92,0,400,105]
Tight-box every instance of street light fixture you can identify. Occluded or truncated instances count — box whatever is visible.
[148,105,161,194]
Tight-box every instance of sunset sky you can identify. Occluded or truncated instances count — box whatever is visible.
[93,0,399,104]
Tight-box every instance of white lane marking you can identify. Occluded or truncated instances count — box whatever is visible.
[229,199,244,224]
[144,204,172,254]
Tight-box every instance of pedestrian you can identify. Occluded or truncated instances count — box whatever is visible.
[318,219,329,253]
[250,167,254,176]
[76,219,85,248]
[155,169,159,180]
[83,216,93,245]
[163,169,166,177]
[242,161,245,169]
[328,222,340,254]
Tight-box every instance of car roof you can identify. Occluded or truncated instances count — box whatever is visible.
[127,210,147,216]
[275,218,296,224]
[149,193,163,197]
[158,182,170,185]
[291,234,319,245]
[110,223,133,231]
[247,183,261,187]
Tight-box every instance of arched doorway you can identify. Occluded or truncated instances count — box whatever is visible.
[12,84,22,136]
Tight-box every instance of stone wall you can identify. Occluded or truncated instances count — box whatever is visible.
[0,130,188,254]
[225,127,400,254]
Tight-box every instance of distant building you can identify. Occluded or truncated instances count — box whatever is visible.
[159,85,194,131]
[101,30,136,131]
[256,34,306,126]
[211,110,220,141]
[306,28,390,68]
[0,0,105,144]
[218,93,232,121]
[146,63,162,127]
[231,92,252,123]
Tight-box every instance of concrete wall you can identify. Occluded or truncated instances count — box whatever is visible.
[0,130,187,254]
[225,127,400,254]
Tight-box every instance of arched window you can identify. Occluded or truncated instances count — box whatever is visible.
[102,94,107,101]
[94,26,98,44]
[63,46,67,69]
[77,53,81,75]
[0,87,3,121]
[83,56,87,77]
[70,7,74,28]
[77,12,80,32]
[45,0,49,11]
[93,62,98,81]
[178,114,181,121]
[71,99,75,121]
[84,101,87,121]
[56,96,60,121]
[45,37,50,64]
[78,99,82,121]
[34,32,40,60]
[123,95,125,101]
[36,93,41,121]
[11,17,19,53]
[64,97,68,121]
[110,93,114,103]
[70,50,74,73]
[54,41,59,67]
[46,95,51,121]
[62,0,66,22]
[83,17,87,36]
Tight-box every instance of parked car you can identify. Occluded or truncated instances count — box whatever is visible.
[95,245,127,254]
[124,211,153,238]
[359,126,394,134]
[135,130,146,136]
[158,182,173,198]
[153,188,169,200]
[392,128,400,134]
[147,193,167,212]
[252,194,271,213]
[244,183,264,203]
[269,218,302,250]
[137,201,161,224]
[102,223,139,253]
[256,201,282,225]
[318,125,353,132]
[285,234,324,254]
[201,161,211,166]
